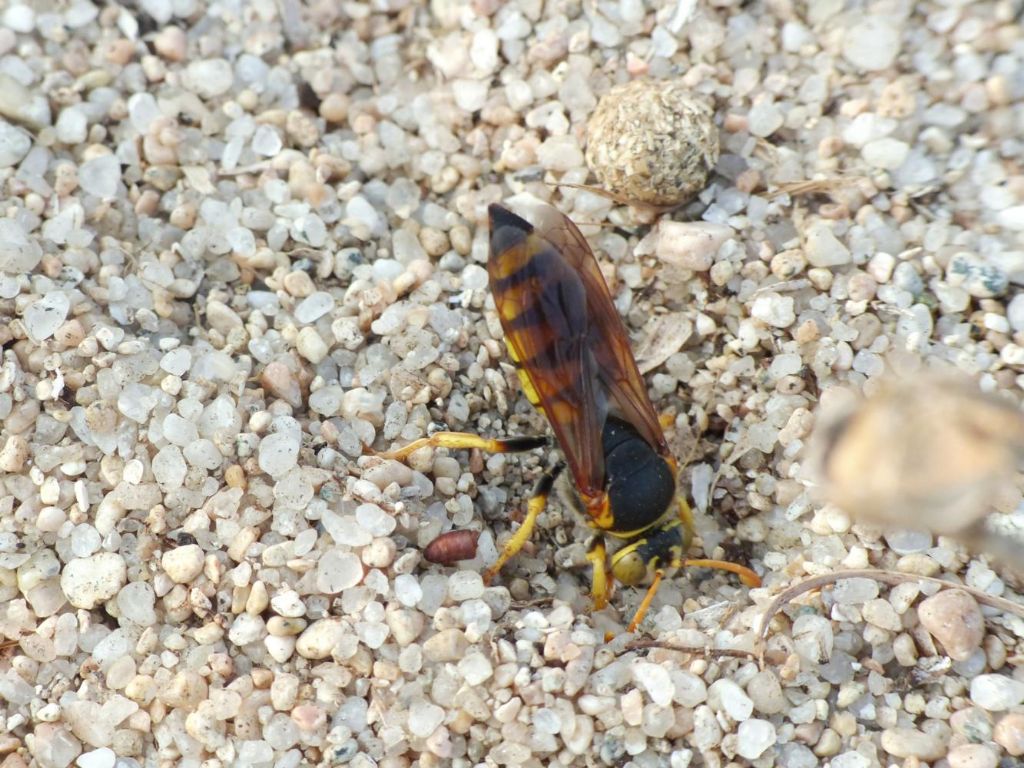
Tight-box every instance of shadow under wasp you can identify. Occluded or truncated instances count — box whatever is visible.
[379,203,761,632]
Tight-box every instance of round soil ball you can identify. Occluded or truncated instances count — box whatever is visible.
[585,79,720,206]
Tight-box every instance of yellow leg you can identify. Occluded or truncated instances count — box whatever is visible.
[683,558,762,587]
[616,496,760,635]
[586,537,610,611]
[677,496,695,531]
[483,464,563,585]
[626,570,665,633]
[374,432,547,461]
[676,495,761,588]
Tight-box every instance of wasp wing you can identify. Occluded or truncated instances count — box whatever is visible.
[530,204,669,457]
[488,204,608,500]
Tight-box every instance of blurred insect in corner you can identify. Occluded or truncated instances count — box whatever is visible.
[379,203,761,633]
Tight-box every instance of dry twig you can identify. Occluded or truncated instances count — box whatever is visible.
[756,568,1024,666]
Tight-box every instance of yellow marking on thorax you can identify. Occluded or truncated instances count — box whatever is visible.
[585,508,674,539]
[585,494,616,531]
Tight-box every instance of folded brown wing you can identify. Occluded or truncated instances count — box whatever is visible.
[530,204,669,458]
[488,204,608,500]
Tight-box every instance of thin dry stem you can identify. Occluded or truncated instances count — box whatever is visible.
[756,568,1024,666]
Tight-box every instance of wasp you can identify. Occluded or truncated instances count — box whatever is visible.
[381,203,761,632]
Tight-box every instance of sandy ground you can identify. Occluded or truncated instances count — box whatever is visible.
[0,1,1022,767]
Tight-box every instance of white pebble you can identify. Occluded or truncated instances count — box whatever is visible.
[0,118,29,166]
[737,719,777,760]
[457,652,493,685]
[447,571,484,601]
[23,292,70,342]
[117,582,156,625]
[294,291,335,323]
[804,221,852,267]
[656,221,733,272]
[862,138,910,169]
[408,700,445,738]
[76,747,116,768]
[708,678,754,721]
[633,662,674,708]
[296,618,344,659]
[251,124,282,156]
[880,727,948,761]
[452,79,488,112]
[997,205,1024,231]
[346,195,385,238]
[186,58,234,98]
[394,574,423,607]
[316,550,363,593]
[55,107,88,145]
[258,432,300,477]
[537,135,585,172]
[1006,294,1024,332]
[751,294,796,328]
[228,613,265,646]
[2,4,35,32]
[842,17,901,72]
[161,545,204,583]
[0,218,41,272]
[971,675,1024,712]
[355,504,395,536]
[747,100,784,137]
[61,553,127,609]
[296,327,329,363]
[78,154,120,198]
[152,445,187,488]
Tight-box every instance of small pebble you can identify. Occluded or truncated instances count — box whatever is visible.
[917,590,985,661]
[633,662,674,708]
[0,118,30,166]
[804,222,852,267]
[746,671,787,715]
[971,675,1024,712]
[994,713,1024,756]
[842,16,902,72]
[161,545,205,584]
[947,744,999,768]
[296,619,344,660]
[879,727,948,761]
[655,221,732,271]
[423,629,470,663]
[737,719,777,760]
[707,679,753,722]
[61,553,127,610]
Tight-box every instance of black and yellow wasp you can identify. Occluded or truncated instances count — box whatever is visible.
[382,203,760,632]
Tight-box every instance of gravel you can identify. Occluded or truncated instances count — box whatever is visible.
[0,1,1022,767]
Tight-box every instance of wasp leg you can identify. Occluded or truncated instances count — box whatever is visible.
[374,432,548,461]
[626,569,666,633]
[483,463,564,585]
[585,536,610,611]
[674,496,762,587]
[683,558,762,587]
[676,496,695,530]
